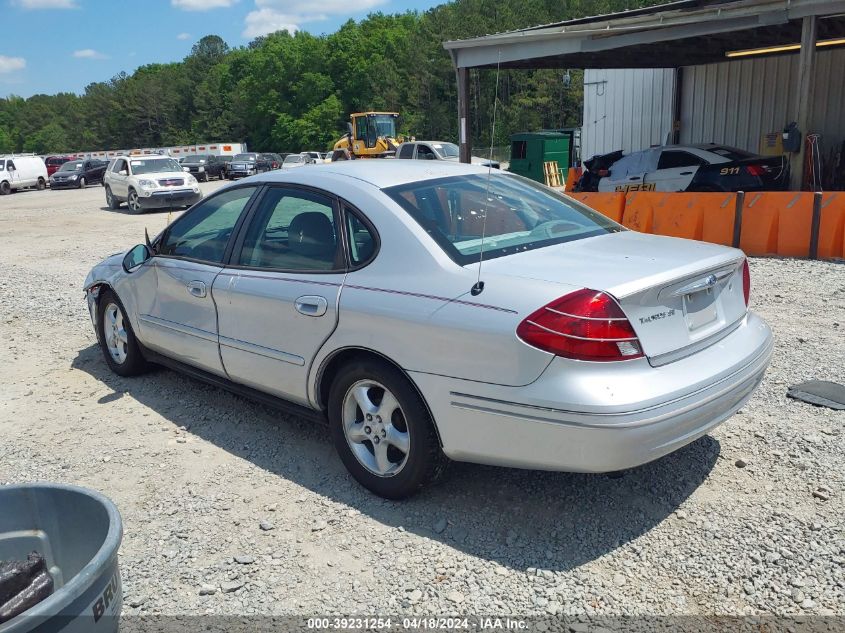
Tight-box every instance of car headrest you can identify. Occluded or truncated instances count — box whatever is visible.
[288,212,335,258]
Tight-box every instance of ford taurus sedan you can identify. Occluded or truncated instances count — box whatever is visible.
[83,161,773,499]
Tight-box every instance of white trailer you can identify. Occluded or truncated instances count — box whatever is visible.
[72,142,247,161]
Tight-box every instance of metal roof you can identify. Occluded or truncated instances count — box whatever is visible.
[443,0,845,69]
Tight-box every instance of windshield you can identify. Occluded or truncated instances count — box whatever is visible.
[129,158,182,175]
[434,143,459,158]
[233,153,256,161]
[284,155,302,164]
[219,156,232,162]
[59,161,83,172]
[183,154,207,162]
[370,114,397,138]
[384,174,623,265]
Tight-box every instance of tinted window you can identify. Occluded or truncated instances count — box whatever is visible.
[158,187,256,263]
[385,174,622,266]
[398,144,414,159]
[237,188,341,272]
[512,141,527,160]
[129,158,182,174]
[111,160,125,173]
[435,143,459,158]
[658,151,705,169]
[709,146,754,160]
[416,145,436,160]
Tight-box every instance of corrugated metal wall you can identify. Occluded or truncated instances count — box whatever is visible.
[581,49,845,161]
[581,68,676,160]
[680,48,845,156]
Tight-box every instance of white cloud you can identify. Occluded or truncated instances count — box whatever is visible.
[172,0,236,10]
[13,0,78,8]
[73,49,108,59]
[0,56,26,74]
[242,0,385,38]
[177,32,192,40]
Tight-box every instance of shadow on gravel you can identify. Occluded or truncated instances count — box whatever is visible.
[73,343,720,573]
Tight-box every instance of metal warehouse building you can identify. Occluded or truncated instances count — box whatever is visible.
[445,0,845,190]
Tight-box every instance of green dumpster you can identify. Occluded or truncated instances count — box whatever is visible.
[508,130,576,184]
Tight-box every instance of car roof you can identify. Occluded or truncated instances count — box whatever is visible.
[257,159,492,188]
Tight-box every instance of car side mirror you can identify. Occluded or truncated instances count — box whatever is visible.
[118,169,127,176]
[122,244,151,273]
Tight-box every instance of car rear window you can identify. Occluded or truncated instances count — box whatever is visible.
[709,146,755,160]
[384,174,623,266]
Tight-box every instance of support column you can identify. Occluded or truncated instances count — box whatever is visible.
[672,67,684,145]
[457,66,471,164]
[790,15,817,190]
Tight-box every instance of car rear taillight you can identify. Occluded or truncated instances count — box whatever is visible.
[745,165,767,176]
[516,289,644,362]
[742,259,750,306]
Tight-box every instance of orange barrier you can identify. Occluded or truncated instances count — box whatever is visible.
[565,167,582,192]
[564,189,842,260]
[818,193,845,260]
[565,192,625,223]
[740,192,814,257]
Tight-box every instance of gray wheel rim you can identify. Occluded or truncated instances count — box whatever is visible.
[342,380,410,477]
[103,302,128,364]
[128,191,140,212]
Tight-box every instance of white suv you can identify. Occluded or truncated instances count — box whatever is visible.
[103,155,202,213]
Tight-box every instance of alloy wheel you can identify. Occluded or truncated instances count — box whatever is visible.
[103,302,128,364]
[128,191,140,212]
[342,380,410,477]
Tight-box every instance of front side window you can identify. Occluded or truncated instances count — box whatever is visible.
[435,143,459,158]
[385,174,623,266]
[237,188,341,272]
[111,159,125,173]
[416,145,436,160]
[158,187,257,263]
[658,151,705,169]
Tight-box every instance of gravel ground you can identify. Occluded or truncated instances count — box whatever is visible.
[0,184,843,619]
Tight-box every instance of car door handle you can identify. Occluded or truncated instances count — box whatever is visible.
[680,171,694,175]
[295,295,328,317]
[629,176,640,181]
[186,280,207,298]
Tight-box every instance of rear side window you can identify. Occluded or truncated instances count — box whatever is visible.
[345,209,377,267]
[385,174,622,266]
[398,144,414,159]
[158,187,257,263]
[237,188,342,272]
[658,151,705,169]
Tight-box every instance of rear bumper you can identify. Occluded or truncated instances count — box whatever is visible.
[138,189,202,209]
[411,311,773,472]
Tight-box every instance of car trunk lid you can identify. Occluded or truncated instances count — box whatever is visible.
[481,231,748,364]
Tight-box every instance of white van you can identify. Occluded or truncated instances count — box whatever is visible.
[0,155,48,195]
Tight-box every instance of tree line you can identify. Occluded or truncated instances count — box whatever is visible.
[0,0,658,156]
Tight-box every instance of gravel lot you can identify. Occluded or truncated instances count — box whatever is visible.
[0,183,843,619]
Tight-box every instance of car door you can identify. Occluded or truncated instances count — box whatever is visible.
[645,150,705,192]
[138,185,260,376]
[597,151,650,192]
[212,186,346,405]
[109,159,129,198]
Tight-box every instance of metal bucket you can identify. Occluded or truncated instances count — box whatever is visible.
[0,483,123,633]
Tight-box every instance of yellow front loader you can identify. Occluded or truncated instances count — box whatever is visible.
[333,112,401,159]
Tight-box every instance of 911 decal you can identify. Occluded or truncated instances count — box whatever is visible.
[719,167,740,175]
[614,183,656,192]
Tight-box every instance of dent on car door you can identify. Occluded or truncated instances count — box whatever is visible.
[598,151,650,192]
[212,186,347,405]
[138,186,259,376]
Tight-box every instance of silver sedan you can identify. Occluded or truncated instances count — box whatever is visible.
[84,161,773,499]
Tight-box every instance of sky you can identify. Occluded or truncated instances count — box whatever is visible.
[1,0,443,98]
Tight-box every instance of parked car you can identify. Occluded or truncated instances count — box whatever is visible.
[0,155,48,194]
[84,161,772,499]
[396,141,500,169]
[44,155,73,177]
[103,155,202,213]
[180,154,227,182]
[260,153,284,170]
[227,153,272,179]
[218,155,233,178]
[281,154,307,169]
[49,158,108,189]
[576,144,790,193]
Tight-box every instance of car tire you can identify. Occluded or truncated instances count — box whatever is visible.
[36,177,46,190]
[328,358,448,499]
[96,289,149,377]
[127,188,142,214]
[78,176,86,189]
[105,185,120,210]
[0,181,10,195]
[201,173,208,182]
